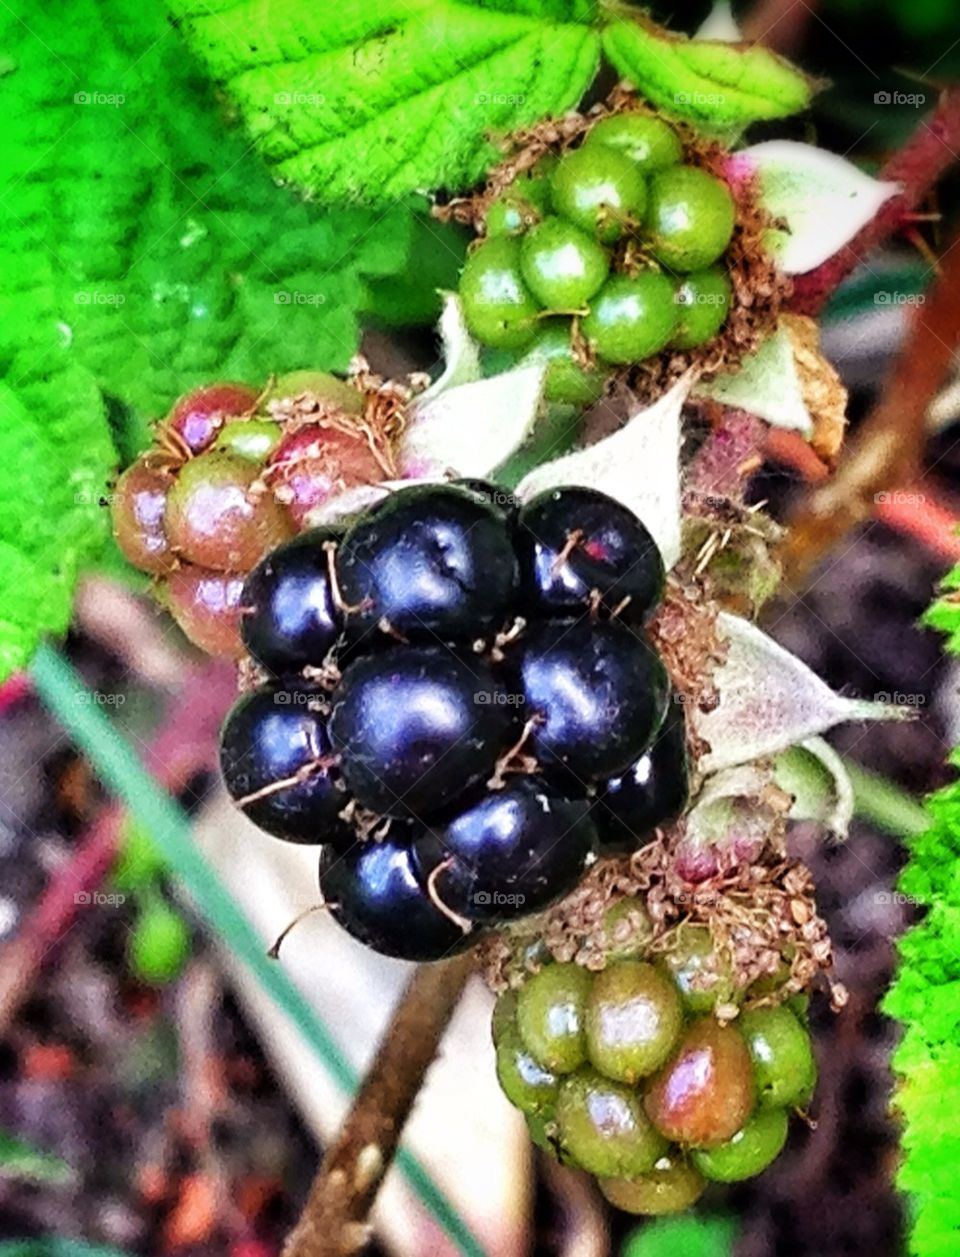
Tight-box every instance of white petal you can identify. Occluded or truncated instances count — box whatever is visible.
[516,372,692,568]
[696,2,742,41]
[695,612,912,774]
[417,292,482,404]
[774,737,855,838]
[741,140,900,274]
[400,363,548,480]
[692,325,812,434]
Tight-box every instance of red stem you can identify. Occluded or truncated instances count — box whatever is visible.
[790,87,960,316]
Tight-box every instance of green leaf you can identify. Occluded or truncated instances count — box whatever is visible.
[602,19,812,127]
[0,0,429,681]
[0,1131,74,1186]
[623,1215,736,1257]
[168,0,601,204]
[885,561,960,1256]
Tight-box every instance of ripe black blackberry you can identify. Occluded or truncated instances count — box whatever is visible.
[217,481,685,961]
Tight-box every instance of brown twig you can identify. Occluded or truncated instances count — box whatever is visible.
[742,0,819,53]
[282,952,475,1257]
[790,87,960,317]
[782,224,960,582]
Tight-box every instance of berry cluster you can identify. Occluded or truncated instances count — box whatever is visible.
[459,113,736,402]
[111,373,388,657]
[494,919,816,1214]
[217,481,688,961]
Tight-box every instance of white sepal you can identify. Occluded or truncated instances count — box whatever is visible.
[774,737,855,839]
[694,612,912,775]
[696,2,742,41]
[400,363,548,480]
[692,324,813,435]
[515,372,693,569]
[737,140,900,274]
[417,291,482,404]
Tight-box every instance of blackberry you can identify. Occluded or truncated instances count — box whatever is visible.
[516,485,665,621]
[318,832,477,963]
[240,528,343,674]
[328,644,514,818]
[219,685,349,845]
[336,484,519,641]
[516,618,669,781]
[596,691,689,853]
[411,779,596,922]
[457,108,741,388]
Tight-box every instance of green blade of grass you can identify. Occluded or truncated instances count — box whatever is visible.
[29,641,485,1257]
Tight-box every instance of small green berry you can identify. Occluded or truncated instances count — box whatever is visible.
[522,321,606,405]
[520,217,610,310]
[460,237,540,349]
[599,1153,706,1215]
[212,419,282,463]
[582,273,678,365]
[556,1068,668,1177]
[597,899,654,962]
[661,924,738,1013]
[671,268,732,350]
[492,989,519,1046]
[129,898,191,985]
[739,1006,817,1109]
[551,146,648,244]
[585,961,683,1083]
[485,194,541,239]
[585,114,683,174]
[496,1022,561,1117]
[516,962,592,1073]
[646,166,736,272]
[691,1107,789,1182]
[112,820,167,893]
[262,371,363,414]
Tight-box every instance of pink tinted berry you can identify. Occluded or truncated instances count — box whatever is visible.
[164,382,259,455]
[161,565,245,657]
[111,456,178,575]
[264,424,388,528]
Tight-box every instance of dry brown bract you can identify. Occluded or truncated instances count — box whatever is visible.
[478,836,844,1014]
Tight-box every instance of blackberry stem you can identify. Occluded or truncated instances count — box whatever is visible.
[282,952,475,1257]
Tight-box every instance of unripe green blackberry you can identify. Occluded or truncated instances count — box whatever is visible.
[739,1005,817,1109]
[584,961,683,1083]
[599,1153,706,1215]
[691,1107,789,1182]
[556,1067,668,1177]
[516,962,592,1074]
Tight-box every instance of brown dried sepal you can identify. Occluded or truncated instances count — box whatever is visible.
[478,837,841,1013]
